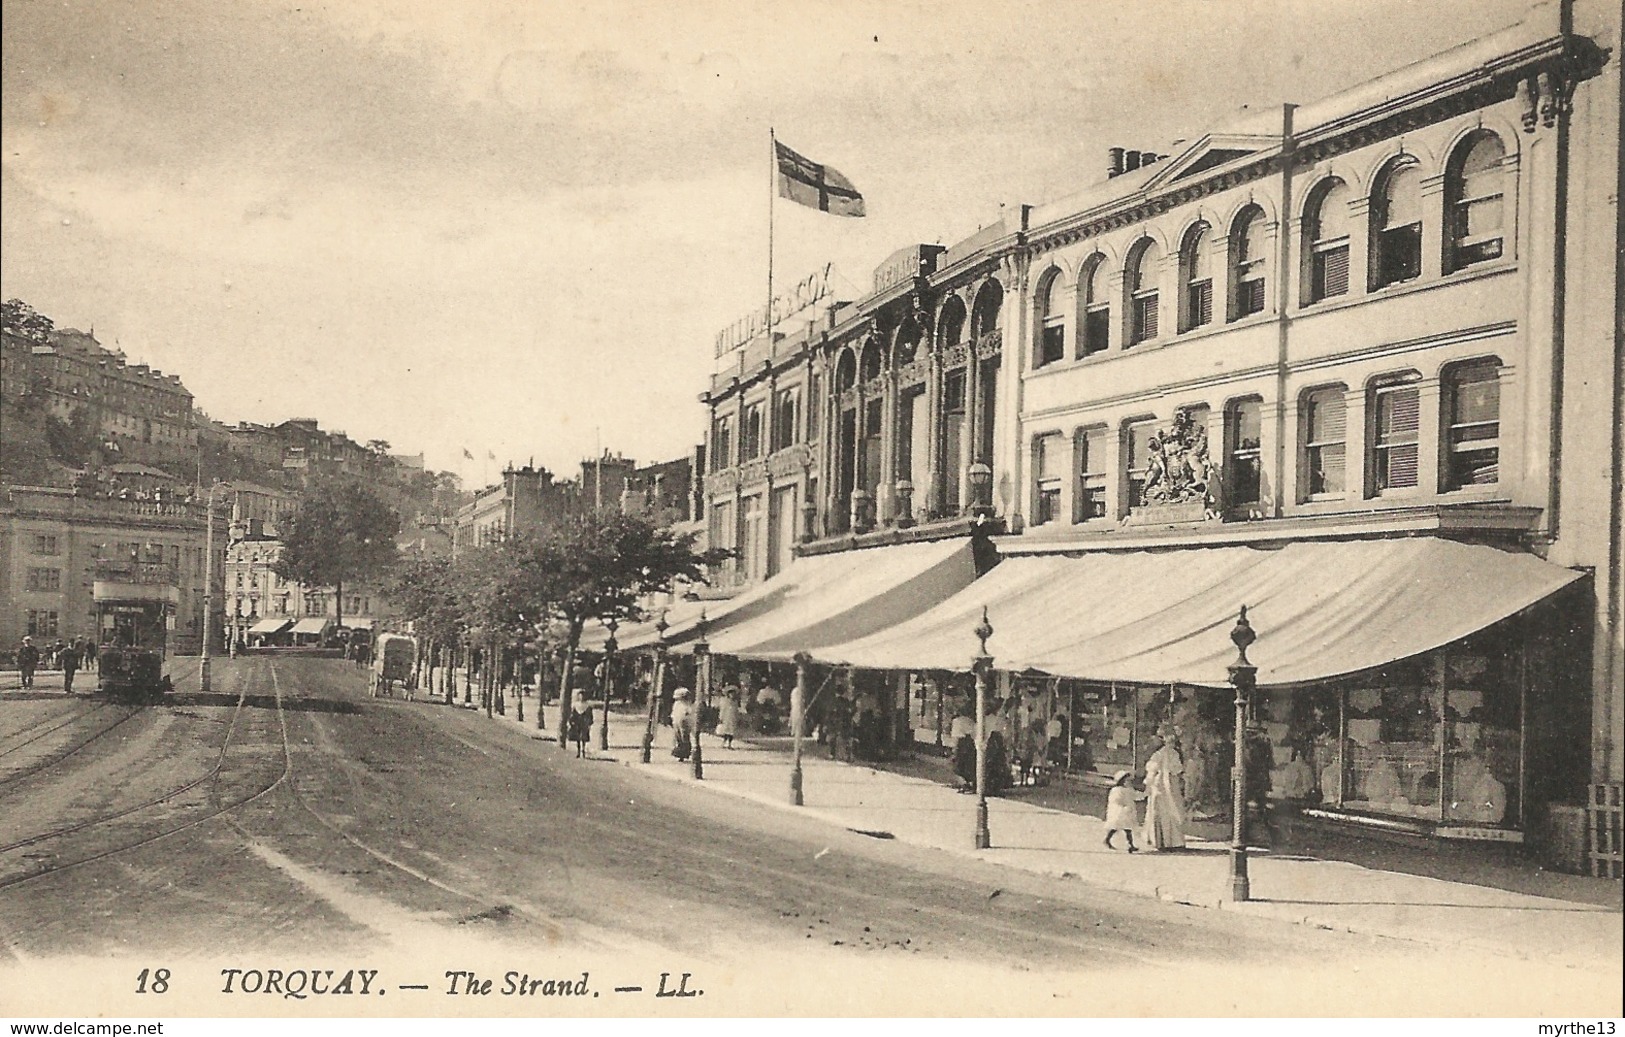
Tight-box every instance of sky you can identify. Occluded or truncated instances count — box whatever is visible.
[1,0,1540,487]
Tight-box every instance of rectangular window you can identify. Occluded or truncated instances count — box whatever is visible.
[1186,280,1213,329]
[30,534,60,555]
[1447,365,1500,488]
[806,375,821,439]
[1228,400,1263,507]
[1033,434,1062,525]
[1311,243,1350,300]
[26,568,62,592]
[1377,224,1422,287]
[1236,275,1266,317]
[1372,384,1421,492]
[26,609,60,639]
[1074,426,1108,522]
[1126,420,1158,508]
[1304,389,1347,497]
[941,370,966,512]
[1130,293,1158,344]
[1039,321,1065,366]
[1082,307,1110,356]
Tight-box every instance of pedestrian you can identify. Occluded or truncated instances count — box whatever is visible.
[827,692,852,760]
[1103,770,1140,852]
[569,691,594,759]
[670,687,694,761]
[717,684,740,749]
[1140,733,1188,851]
[61,638,82,695]
[17,636,40,689]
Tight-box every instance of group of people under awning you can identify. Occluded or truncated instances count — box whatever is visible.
[580,532,1582,839]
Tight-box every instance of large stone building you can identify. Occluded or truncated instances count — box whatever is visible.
[1,486,227,656]
[696,0,1621,864]
[1,325,197,472]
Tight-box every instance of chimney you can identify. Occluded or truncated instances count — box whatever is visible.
[1107,147,1125,178]
[1124,150,1142,171]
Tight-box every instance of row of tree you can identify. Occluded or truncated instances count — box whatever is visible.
[273,475,726,744]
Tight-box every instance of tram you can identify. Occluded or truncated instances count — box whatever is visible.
[94,558,178,702]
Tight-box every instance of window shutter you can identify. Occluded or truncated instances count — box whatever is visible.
[1318,245,1350,298]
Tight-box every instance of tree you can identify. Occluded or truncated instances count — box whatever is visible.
[388,554,464,702]
[535,510,728,747]
[274,477,400,632]
[2,299,55,342]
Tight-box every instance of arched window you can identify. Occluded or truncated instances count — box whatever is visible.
[858,339,882,383]
[1373,159,1423,288]
[1231,207,1268,318]
[1305,179,1351,302]
[937,296,966,350]
[1447,133,1506,270]
[1444,359,1501,488]
[834,350,857,393]
[1126,240,1160,345]
[1079,256,1110,357]
[971,281,1003,340]
[1179,223,1213,332]
[1036,271,1065,366]
[893,319,920,366]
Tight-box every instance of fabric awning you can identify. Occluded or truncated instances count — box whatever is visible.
[809,537,1583,687]
[706,537,980,660]
[341,617,376,630]
[247,617,293,635]
[290,617,331,636]
[604,537,981,659]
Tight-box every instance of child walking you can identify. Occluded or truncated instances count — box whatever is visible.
[1103,769,1140,852]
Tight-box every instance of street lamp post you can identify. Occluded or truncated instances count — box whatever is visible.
[1227,605,1258,903]
[641,611,669,764]
[972,606,994,849]
[200,482,220,693]
[790,651,810,805]
[967,461,993,518]
[598,618,618,752]
[691,611,710,780]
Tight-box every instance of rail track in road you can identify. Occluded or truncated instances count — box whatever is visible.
[0,661,291,889]
[0,660,210,789]
[0,703,144,790]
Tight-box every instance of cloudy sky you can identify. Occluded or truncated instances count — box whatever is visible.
[2,0,1536,484]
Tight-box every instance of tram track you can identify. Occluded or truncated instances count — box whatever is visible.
[0,660,292,889]
[0,704,144,790]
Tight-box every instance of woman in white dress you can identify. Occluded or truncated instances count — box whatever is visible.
[717,686,740,749]
[1140,734,1187,851]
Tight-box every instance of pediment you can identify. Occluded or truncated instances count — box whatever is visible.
[1145,133,1279,188]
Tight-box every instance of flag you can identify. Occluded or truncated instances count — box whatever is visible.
[775,140,865,217]
[462,448,474,460]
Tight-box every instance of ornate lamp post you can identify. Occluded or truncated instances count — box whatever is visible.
[598,617,618,752]
[967,461,993,518]
[790,651,811,805]
[641,610,669,764]
[1228,605,1258,903]
[973,606,994,849]
[691,610,710,780]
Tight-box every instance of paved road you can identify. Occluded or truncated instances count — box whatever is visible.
[0,657,1609,1016]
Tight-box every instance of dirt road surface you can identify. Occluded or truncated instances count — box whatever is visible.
[0,657,1613,1016]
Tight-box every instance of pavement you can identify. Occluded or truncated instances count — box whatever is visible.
[445,686,1622,970]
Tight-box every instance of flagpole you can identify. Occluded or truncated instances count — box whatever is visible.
[766,127,776,351]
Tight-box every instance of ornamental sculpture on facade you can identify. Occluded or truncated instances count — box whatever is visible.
[1138,407,1221,516]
